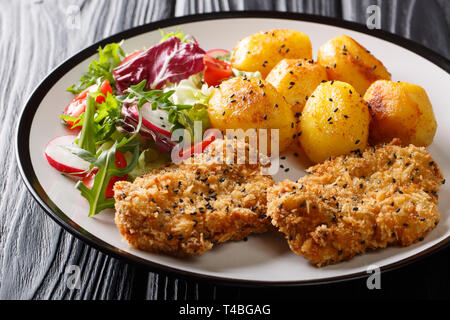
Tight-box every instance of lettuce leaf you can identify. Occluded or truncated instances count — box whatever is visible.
[231,68,262,79]
[113,37,205,93]
[159,28,191,43]
[165,73,213,106]
[127,146,171,180]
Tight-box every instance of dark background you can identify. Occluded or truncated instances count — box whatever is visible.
[1,0,449,300]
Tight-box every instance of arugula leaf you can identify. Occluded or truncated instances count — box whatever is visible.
[67,42,125,94]
[72,142,140,216]
[77,95,96,154]
[68,90,122,150]
[66,101,143,216]
[94,92,122,143]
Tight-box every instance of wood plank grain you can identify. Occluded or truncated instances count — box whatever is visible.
[0,0,174,300]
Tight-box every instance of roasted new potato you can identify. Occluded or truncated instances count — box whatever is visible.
[317,35,391,94]
[266,58,328,118]
[208,77,297,152]
[364,80,437,146]
[231,29,313,78]
[299,81,370,163]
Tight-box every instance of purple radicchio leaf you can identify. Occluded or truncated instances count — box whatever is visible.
[118,104,176,153]
[113,37,205,93]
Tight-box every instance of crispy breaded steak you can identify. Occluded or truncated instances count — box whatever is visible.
[267,140,444,267]
[114,138,274,256]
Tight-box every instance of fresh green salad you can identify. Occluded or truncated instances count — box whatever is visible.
[44,29,255,216]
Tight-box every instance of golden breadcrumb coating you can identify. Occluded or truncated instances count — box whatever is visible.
[114,138,274,256]
[267,140,443,267]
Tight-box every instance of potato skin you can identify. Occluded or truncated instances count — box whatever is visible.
[207,77,297,152]
[364,80,437,147]
[266,59,328,117]
[317,35,391,94]
[231,29,312,78]
[299,81,370,163]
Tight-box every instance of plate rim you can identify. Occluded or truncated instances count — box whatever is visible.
[15,11,450,287]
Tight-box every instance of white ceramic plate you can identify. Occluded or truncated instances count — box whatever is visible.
[17,12,450,285]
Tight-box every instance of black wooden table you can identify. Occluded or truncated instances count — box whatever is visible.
[1,0,449,300]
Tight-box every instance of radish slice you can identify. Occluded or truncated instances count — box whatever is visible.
[129,103,172,136]
[45,135,90,176]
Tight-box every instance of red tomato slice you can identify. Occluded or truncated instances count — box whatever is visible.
[178,135,216,159]
[203,55,233,87]
[82,151,128,199]
[206,49,230,59]
[96,79,113,104]
[119,50,144,66]
[63,79,113,127]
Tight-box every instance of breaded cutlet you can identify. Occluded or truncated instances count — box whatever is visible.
[114,138,274,256]
[267,140,444,267]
